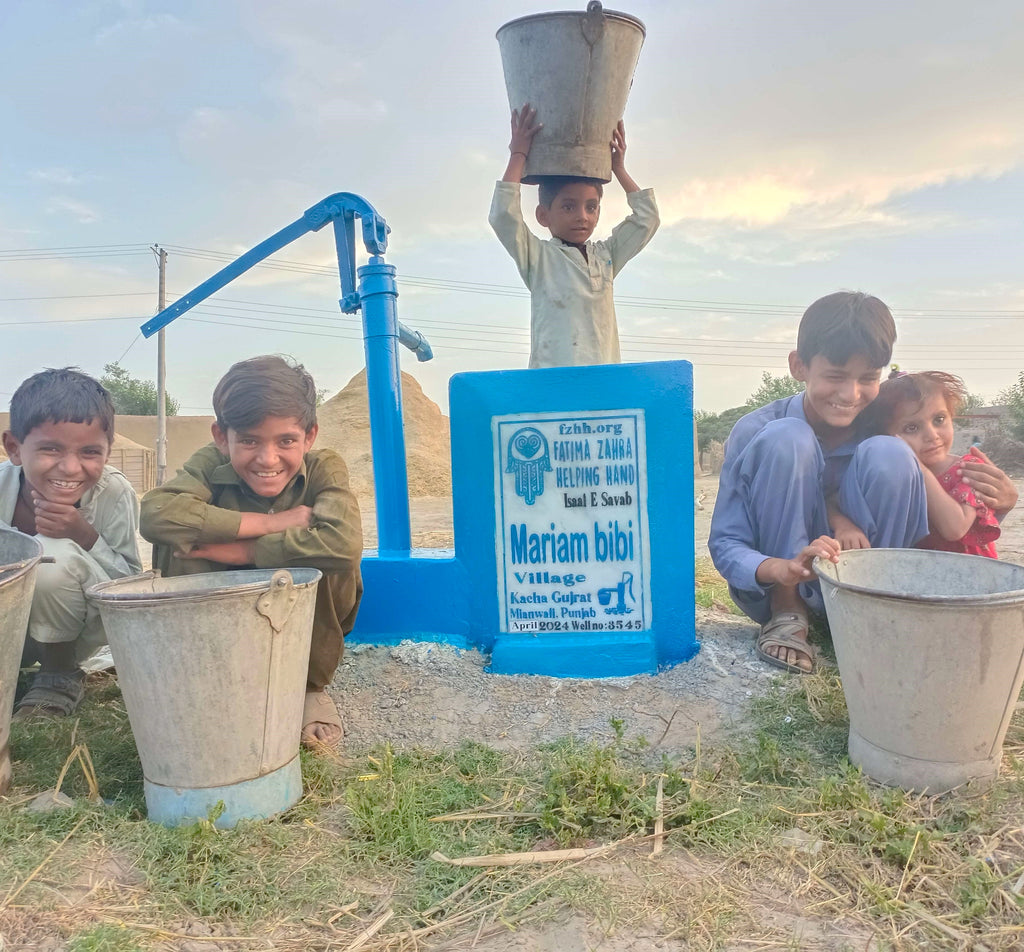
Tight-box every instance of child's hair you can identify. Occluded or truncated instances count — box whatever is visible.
[796,291,896,369]
[862,370,968,437]
[8,367,115,442]
[213,355,318,433]
[537,176,604,208]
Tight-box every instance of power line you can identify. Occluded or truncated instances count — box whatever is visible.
[5,303,1024,364]
[114,333,142,364]
[3,241,1023,318]
[0,291,153,302]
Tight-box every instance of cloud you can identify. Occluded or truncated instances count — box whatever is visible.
[30,168,86,186]
[44,197,100,224]
[628,1,1024,240]
[94,11,181,45]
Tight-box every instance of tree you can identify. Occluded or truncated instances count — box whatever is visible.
[695,372,803,453]
[960,391,986,414]
[695,405,749,454]
[100,363,179,416]
[745,371,803,409]
[997,372,1024,440]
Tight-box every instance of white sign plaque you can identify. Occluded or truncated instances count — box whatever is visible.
[493,410,651,635]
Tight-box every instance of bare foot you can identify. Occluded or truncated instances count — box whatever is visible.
[301,690,344,749]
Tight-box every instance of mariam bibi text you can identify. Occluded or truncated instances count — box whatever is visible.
[510,520,635,565]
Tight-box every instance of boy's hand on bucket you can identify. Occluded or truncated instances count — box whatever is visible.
[610,120,627,171]
[756,536,840,588]
[502,104,542,183]
[610,120,640,192]
[508,103,542,156]
[787,536,840,583]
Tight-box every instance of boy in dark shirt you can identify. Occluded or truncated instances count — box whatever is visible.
[141,355,362,748]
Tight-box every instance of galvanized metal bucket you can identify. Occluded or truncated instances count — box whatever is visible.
[0,527,44,794]
[497,2,646,183]
[815,548,1024,793]
[88,567,321,827]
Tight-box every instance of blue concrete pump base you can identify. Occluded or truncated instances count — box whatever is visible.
[450,361,699,677]
[144,757,303,828]
[490,632,658,678]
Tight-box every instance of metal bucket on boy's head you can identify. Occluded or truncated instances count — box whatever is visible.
[497,2,646,184]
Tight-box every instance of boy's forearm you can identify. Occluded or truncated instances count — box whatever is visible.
[235,507,314,539]
[236,511,275,539]
[67,519,99,552]
[251,488,362,573]
[180,540,257,565]
[613,166,640,194]
[501,151,528,183]
[141,495,241,546]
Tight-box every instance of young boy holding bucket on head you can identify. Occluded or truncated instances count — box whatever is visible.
[1,368,141,718]
[709,292,934,675]
[140,355,362,750]
[489,103,659,368]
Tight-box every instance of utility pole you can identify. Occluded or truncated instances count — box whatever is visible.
[152,245,168,486]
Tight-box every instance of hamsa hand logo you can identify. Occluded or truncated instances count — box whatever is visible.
[506,427,551,505]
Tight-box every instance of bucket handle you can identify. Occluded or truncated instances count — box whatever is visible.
[582,1,605,47]
[256,570,299,633]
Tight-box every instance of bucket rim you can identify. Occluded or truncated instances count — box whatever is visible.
[813,548,1024,607]
[87,567,322,604]
[496,7,646,40]
[0,527,44,586]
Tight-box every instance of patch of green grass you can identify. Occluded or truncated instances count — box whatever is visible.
[66,924,143,952]
[344,742,526,866]
[739,673,851,779]
[955,858,1005,922]
[536,727,656,845]
[4,670,1024,949]
[9,672,144,808]
[694,557,741,613]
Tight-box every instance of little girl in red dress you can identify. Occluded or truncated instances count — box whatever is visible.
[863,370,999,558]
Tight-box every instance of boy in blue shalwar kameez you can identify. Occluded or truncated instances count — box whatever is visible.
[709,291,928,674]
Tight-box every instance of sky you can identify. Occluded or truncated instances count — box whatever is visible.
[1,0,1022,417]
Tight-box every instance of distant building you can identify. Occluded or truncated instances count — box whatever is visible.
[954,405,1012,454]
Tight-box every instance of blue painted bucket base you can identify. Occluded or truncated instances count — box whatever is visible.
[144,756,303,828]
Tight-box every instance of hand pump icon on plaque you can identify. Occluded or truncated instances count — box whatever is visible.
[598,571,635,615]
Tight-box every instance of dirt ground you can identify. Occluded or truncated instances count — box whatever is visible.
[342,476,1024,756]
[345,478,763,757]
[117,478,1024,951]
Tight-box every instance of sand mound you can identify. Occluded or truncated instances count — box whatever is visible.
[316,370,451,497]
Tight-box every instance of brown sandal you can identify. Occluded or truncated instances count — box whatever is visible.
[756,613,815,674]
